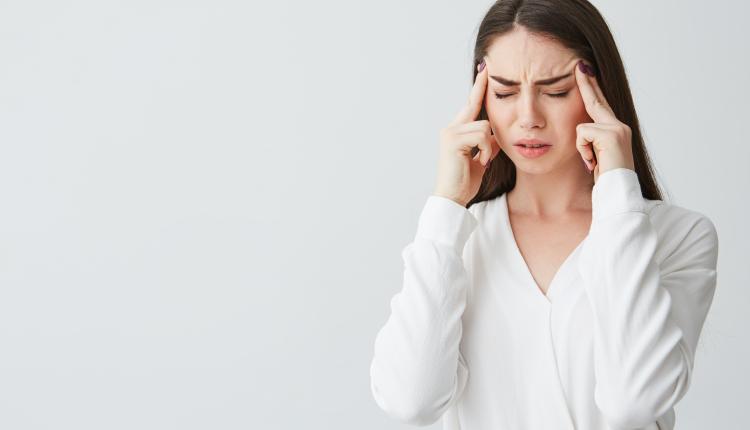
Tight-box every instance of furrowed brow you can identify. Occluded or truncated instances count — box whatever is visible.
[490,72,573,86]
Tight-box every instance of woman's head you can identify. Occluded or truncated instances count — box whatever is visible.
[467,0,664,207]
[483,29,591,179]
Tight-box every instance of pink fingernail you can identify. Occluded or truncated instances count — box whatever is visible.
[479,59,486,72]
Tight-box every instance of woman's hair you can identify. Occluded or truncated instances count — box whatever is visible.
[466,0,665,208]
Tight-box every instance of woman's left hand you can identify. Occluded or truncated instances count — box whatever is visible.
[574,60,635,183]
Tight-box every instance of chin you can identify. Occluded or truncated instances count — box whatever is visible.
[508,148,580,175]
[511,158,558,175]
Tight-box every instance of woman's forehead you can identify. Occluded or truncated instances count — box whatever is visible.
[485,29,575,76]
[484,55,578,86]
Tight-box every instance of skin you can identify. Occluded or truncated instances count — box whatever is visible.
[480,27,635,293]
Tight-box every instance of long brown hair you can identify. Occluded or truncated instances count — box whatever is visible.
[466,0,665,208]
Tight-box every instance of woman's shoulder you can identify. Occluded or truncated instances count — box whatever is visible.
[646,199,719,267]
[647,199,716,236]
[466,193,505,224]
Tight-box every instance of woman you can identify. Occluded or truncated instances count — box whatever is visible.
[369,1,719,429]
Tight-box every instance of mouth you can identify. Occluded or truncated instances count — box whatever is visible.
[513,138,551,148]
[513,138,552,159]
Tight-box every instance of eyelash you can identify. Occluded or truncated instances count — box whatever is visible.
[494,91,570,99]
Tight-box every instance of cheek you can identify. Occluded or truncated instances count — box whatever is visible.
[485,102,513,144]
[554,98,589,146]
[486,100,504,116]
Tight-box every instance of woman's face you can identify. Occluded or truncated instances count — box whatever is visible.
[484,27,592,175]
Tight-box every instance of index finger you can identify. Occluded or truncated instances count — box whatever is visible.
[449,57,489,126]
[575,60,616,124]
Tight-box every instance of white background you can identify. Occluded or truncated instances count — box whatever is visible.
[0,1,747,429]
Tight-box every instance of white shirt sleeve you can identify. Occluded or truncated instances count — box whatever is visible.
[370,195,478,426]
[577,168,719,430]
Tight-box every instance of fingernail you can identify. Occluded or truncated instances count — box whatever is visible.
[578,61,595,77]
[582,158,593,172]
[583,158,592,173]
[479,59,486,72]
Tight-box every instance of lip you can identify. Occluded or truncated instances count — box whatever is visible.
[513,138,552,147]
[513,138,552,159]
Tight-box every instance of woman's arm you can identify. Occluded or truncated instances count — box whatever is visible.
[577,167,719,430]
[369,195,477,426]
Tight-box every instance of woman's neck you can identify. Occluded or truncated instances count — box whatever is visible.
[507,157,594,219]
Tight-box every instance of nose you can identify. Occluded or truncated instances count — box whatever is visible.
[517,91,545,130]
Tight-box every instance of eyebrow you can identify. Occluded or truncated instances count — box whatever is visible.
[489,72,573,86]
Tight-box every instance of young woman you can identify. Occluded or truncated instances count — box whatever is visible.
[369,1,719,429]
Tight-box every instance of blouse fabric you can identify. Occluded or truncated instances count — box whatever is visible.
[369,168,719,430]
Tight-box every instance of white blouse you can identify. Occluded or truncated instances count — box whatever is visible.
[369,168,719,430]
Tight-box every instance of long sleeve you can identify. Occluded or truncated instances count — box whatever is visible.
[370,195,478,426]
[577,168,719,430]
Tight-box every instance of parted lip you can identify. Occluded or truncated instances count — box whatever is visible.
[514,138,551,146]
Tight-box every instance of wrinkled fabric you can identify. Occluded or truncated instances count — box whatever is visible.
[370,168,719,430]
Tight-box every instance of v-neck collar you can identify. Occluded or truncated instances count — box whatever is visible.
[496,193,587,305]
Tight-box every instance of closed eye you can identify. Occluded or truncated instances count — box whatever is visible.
[494,91,570,99]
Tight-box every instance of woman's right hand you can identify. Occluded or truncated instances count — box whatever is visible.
[433,57,500,207]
